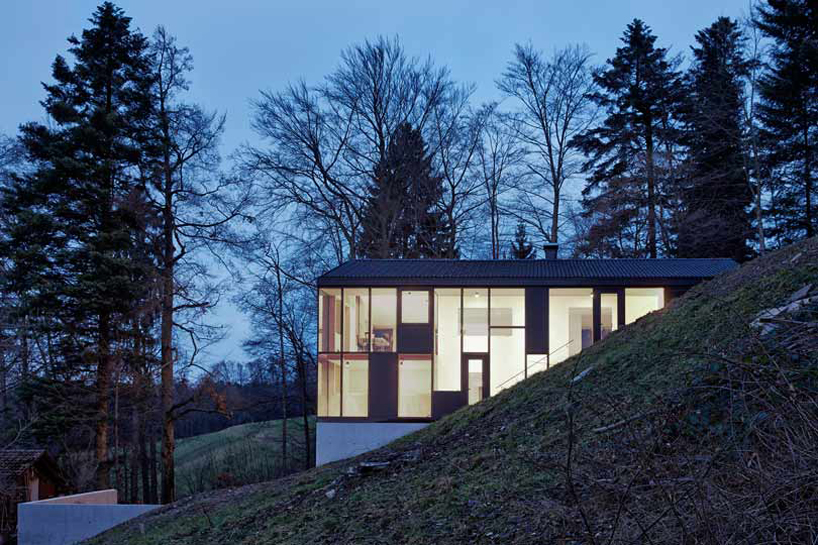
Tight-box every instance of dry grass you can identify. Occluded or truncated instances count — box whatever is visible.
[90,238,818,545]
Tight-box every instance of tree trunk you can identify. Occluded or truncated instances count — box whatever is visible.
[160,228,175,504]
[149,423,158,504]
[804,124,813,238]
[160,129,176,503]
[275,263,288,474]
[95,311,112,490]
[645,123,658,258]
[551,181,560,243]
[297,353,312,470]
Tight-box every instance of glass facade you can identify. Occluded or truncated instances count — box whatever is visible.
[600,293,619,340]
[402,290,429,323]
[625,288,664,324]
[549,288,593,365]
[318,288,341,353]
[434,289,461,391]
[370,288,397,352]
[318,285,668,419]
[342,355,368,417]
[343,288,369,352]
[398,355,432,417]
[463,288,488,352]
[317,354,341,417]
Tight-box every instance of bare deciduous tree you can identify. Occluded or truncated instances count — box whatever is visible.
[244,36,474,263]
[146,26,250,504]
[498,44,598,245]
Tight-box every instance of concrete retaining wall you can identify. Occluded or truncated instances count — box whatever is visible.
[18,490,159,545]
[316,421,428,465]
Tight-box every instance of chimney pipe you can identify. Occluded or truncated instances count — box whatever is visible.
[543,243,559,259]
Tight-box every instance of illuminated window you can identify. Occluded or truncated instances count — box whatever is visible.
[398,355,431,417]
[370,288,396,352]
[549,288,593,365]
[342,355,368,417]
[526,354,548,375]
[463,288,488,352]
[401,290,429,324]
[490,288,525,327]
[318,289,341,352]
[317,354,341,416]
[434,289,461,391]
[625,288,664,324]
[343,288,370,352]
[489,328,525,395]
[600,293,619,339]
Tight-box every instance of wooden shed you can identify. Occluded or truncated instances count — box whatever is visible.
[0,449,68,543]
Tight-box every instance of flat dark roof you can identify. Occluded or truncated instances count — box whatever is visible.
[317,258,738,287]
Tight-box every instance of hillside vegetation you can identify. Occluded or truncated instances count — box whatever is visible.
[174,418,315,498]
[93,239,818,544]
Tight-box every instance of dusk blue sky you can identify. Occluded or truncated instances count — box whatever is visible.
[1,0,751,365]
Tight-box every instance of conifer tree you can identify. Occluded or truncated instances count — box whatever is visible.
[677,17,753,261]
[757,0,818,242]
[0,2,155,489]
[510,221,535,259]
[358,123,452,258]
[572,19,683,258]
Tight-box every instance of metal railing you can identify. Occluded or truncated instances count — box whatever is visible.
[493,338,574,392]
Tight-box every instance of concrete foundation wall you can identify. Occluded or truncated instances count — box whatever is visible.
[316,421,428,465]
[18,490,159,545]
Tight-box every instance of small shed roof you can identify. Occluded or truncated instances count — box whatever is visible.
[317,258,738,287]
[0,449,65,486]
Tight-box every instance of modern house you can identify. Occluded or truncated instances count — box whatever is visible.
[315,246,737,464]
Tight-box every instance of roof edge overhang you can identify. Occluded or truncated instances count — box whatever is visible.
[317,276,713,288]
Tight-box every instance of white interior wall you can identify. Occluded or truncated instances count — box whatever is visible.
[625,288,664,324]
[434,290,460,391]
[549,289,593,365]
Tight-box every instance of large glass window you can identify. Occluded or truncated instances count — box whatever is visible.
[490,288,525,327]
[342,355,368,417]
[398,355,431,417]
[317,354,341,416]
[600,293,619,340]
[463,288,488,352]
[434,289,461,391]
[625,288,665,324]
[343,288,370,352]
[370,288,397,352]
[318,289,341,352]
[527,354,548,375]
[489,328,525,395]
[467,358,484,405]
[549,288,593,365]
[401,290,429,323]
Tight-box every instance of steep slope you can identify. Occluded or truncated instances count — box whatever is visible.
[174,418,315,497]
[92,239,818,544]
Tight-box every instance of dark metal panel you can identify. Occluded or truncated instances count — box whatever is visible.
[398,324,433,353]
[592,289,602,343]
[432,391,466,419]
[369,352,397,420]
[525,287,547,354]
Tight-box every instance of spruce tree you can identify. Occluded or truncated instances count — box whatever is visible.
[677,17,753,261]
[510,221,535,259]
[358,123,452,258]
[757,0,818,242]
[0,2,155,488]
[572,19,683,258]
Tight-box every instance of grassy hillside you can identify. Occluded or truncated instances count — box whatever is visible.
[175,418,315,498]
[93,239,818,544]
